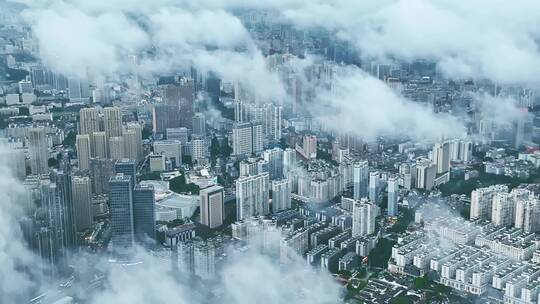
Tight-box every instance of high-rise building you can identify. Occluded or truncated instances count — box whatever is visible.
[303,135,317,159]
[263,147,284,180]
[166,127,189,143]
[92,131,108,159]
[470,185,509,220]
[199,185,224,229]
[192,113,206,137]
[387,176,398,217]
[71,176,93,231]
[271,179,291,213]
[152,104,169,134]
[109,174,134,250]
[191,137,207,164]
[108,136,125,160]
[28,127,48,175]
[79,108,100,136]
[75,134,91,171]
[432,142,451,174]
[114,159,136,184]
[283,148,297,176]
[416,159,436,190]
[133,184,156,242]
[236,172,270,220]
[491,192,514,227]
[232,122,252,156]
[125,122,143,162]
[352,198,377,236]
[368,171,380,203]
[123,128,140,162]
[154,140,182,168]
[514,197,540,233]
[353,161,369,199]
[90,158,114,194]
[104,107,123,139]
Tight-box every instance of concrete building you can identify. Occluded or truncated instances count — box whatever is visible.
[133,184,156,242]
[387,176,399,217]
[75,134,91,171]
[109,174,134,250]
[103,107,123,139]
[28,127,48,175]
[271,179,291,213]
[154,140,182,168]
[470,185,509,221]
[199,185,224,229]
[352,198,378,236]
[353,161,369,199]
[108,136,125,161]
[236,172,270,220]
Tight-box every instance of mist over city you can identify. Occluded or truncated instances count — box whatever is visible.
[1,1,540,303]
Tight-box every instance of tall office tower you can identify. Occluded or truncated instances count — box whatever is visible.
[90,158,114,194]
[154,140,182,168]
[109,174,134,250]
[191,137,207,163]
[104,107,123,139]
[114,159,136,184]
[92,131,107,158]
[432,142,451,174]
[353,161,369,199]
[263,147,284,180]
[79,107,100,136]
[283,148,297,175]
[232,122,253,156]
[71,176,93,231]
[50,169,76,250]
[470,185,509,220]
[303,135,318,159]
[491,192,514,227]
[28,127,48,175]
[399,162,417,190]
[415,159,436,190]
[199,185,224,229]
[192,112,206,137]
[387,176,399,217]
[179,78,195,128]
[133,184,156,242]
[236,172,270,220]
[152,104,169,134]
[352,198,377,236]
[166,127,189,143]
[368,171,380,203]
[125,122,143,162]
[75,134,91,171]
[5,148,26,179]
[271,179,291,213]
[108,136,125,160]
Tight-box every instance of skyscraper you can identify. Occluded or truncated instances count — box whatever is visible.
[236,172,270,220]
[133,184,156,242]
[199,185,224,229]
[109,174,134,250]
[75,134,91,171]
[125,122,143,162]
[5,148,26,179]
[432,142,451,174]
[352,198,377,236]
[152,104,169,134]
[416,159,436,190]
[28,127,48,175]
[387,176,398,217]
[470,185,509,220]
[271,179,291,213]
[115,159,137,184]
[491,192,514,227]
[123,128,140,162]
[283,148,297,176]
[71,176,93,231]
[191,137,207,164]
[368,171,380,203]
[104,107,123,139]
[353,161,369,199]
[232,122,253,156]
